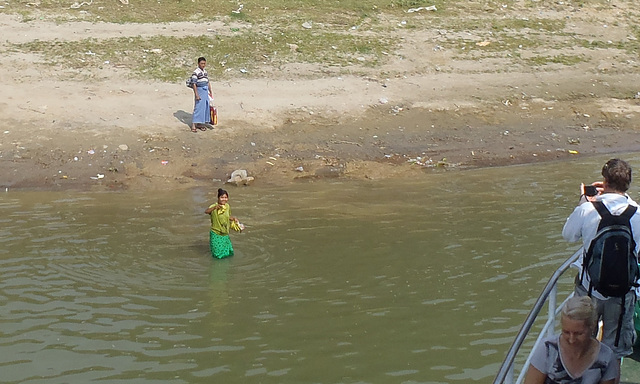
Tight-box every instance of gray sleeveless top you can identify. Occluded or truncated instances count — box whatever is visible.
[530,335,617,383]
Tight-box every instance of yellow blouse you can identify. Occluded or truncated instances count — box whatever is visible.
[209,203,230,235]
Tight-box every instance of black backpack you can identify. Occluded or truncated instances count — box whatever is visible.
[582,201,639,345]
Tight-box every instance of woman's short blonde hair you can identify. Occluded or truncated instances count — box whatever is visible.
[561,295,598,328]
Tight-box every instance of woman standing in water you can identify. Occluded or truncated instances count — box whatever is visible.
[190,56,212,132]
[205,188,240,259]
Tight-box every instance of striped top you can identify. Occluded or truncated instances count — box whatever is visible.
[191,67,209,86]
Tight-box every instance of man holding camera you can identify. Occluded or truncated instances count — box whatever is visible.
[563,158,640,383]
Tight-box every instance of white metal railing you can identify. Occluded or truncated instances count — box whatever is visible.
[493,248,582,384]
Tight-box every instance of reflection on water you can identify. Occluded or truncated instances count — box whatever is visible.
[2,154,640,383]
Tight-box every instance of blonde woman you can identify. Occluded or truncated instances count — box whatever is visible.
[524,295,618,384]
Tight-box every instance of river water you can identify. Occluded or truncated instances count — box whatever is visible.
[2,154,639,383]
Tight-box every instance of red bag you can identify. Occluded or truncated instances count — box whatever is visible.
[210,106,218,125]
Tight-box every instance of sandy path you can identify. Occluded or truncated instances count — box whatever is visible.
[0,14,242,43]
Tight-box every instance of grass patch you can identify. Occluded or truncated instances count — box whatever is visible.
[15,30,394,82]
[6,0,635,81]
[489,18,565,32]
[5,0,523,24]
[438,17,565,34]
[6,0,392,23]
[528,54,585,66]
[577,37,640,54]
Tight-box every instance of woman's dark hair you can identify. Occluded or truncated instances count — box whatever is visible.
[217,188,228,198]
[198,56,206,63]
[602,158,632,192]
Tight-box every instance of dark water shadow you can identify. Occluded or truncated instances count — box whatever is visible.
[189,242,210,256]
[626,347,640,361]
[174,110,192,127]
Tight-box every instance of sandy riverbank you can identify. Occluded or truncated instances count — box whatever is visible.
[1,2,640,191]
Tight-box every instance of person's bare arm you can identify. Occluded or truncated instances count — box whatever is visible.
[523,365,546,384]
[192,83,200,100]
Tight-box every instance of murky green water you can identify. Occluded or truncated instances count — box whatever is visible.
[3,154,640,383]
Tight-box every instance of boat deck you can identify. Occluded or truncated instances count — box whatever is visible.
[622,349,640,384]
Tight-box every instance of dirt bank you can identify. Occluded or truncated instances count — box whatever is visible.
[1,2,640,191]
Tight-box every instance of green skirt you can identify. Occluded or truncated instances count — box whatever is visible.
[210,230,234,259]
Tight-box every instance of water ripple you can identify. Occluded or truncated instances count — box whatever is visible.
[1,156,627,383]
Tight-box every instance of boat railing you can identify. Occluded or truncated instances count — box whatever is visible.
[493,248,582,384]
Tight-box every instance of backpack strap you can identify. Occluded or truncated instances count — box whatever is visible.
[592,201,613,230]
[592,201,637,229]
[621,205,638,261]
[615,294,626,347]
[620,204,638,221]
[622,204,640,274]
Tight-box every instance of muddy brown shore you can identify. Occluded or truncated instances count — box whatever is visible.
[3,97,640,192]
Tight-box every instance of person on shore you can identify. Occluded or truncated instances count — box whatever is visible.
[190,56,212,133]
[562,158,640,384]
[205,188,240,259]
[524,295,617,384]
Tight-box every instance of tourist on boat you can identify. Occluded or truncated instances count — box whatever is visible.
[205,188,241,259]
[190,56,213,133]
[523,295,617,384]
[562,158,640,383]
